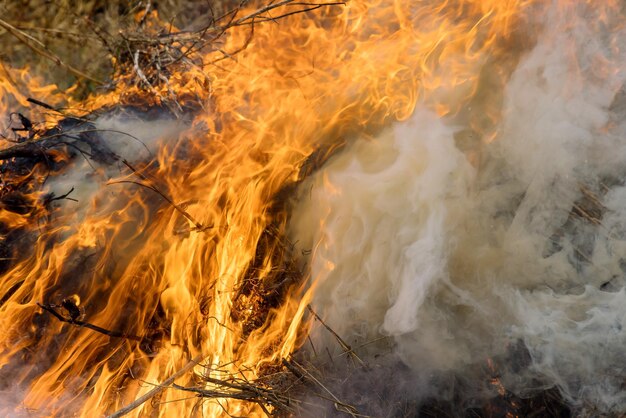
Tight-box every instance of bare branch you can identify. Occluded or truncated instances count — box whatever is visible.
[106,355,202,418]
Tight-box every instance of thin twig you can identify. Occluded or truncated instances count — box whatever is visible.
[37,303,142,341]
[284,359,362,417]
[0,18,104,85]
[13,26,99,39]
[107,355,202,418]
[110,160,210,232]
[307,305,364,366]
[45,187,78,203]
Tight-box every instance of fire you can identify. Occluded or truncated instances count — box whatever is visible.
[0,0,609,416]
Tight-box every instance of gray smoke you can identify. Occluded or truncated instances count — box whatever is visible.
[45,111,186,214]
[288,2,626,416]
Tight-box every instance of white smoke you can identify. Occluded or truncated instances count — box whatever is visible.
[44,111,186,216]
[289,2,626,415]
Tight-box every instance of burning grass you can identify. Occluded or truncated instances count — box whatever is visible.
[0,86,343,416]
[0,0,624,417]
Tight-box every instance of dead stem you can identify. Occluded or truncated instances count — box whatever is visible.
[283,358,365,418]
[307,305,365,366]
[107,355,202,418]
[0,18,104,85]
[37,302,143,341]
[110,159,210,232]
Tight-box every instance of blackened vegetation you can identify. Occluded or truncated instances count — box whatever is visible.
[284,180,623,418]
[233,223,302,337]
[0,102,181,343]
[418,387,571,418]
[0,107,109,283]
[544,182,610,268]
[232,142,346,339]
[286,332,573,418]
[418,342,571,418]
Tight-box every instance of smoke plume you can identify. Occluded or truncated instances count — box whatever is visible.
[289,2,626,415]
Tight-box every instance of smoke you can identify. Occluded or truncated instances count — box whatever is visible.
[289,2,626,415]
[45,110,186,213]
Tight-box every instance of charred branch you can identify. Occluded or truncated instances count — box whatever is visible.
[0,140,47,161]
[0,17,104,85]
[37,302,142,341]
[26,97,58,112]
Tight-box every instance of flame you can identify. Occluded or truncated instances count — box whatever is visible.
[0,0,608,416]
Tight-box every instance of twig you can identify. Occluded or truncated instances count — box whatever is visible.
[284,358,362,417]
[307,305,364,366]
[26,97,59,112]
[231,3,345,26]
[172,377,293,414]
[571,203,601,225]
[229,1,344,28]
[110,160,210,232]
[13,26,99,39]
[37,303,142,341]
[106,355,202,418]
[45,187,78,204]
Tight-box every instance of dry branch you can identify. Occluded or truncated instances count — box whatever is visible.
[172,378,293,415]
[113,0,345,98]
[106,355,202,418]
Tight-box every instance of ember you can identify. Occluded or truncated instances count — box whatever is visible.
[0,0,624,417]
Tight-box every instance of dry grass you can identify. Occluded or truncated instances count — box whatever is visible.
[0,0,230,98]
